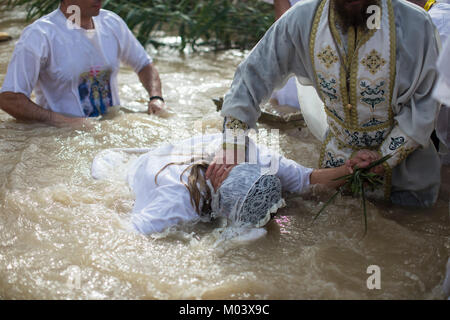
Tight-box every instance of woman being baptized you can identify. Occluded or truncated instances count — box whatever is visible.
[91,133,368,235]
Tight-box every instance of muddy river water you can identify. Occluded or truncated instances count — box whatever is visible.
[0,7,448,299]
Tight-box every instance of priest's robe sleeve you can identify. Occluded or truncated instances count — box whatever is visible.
[379,6,441,169]
[221,1,317,130]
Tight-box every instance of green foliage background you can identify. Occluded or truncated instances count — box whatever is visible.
[2,0,275,50]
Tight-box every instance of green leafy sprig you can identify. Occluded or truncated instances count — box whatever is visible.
[314,154,392,236]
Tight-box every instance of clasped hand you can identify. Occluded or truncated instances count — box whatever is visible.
[346,149,385,175]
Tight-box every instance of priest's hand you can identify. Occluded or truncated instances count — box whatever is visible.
[346,149,385,176]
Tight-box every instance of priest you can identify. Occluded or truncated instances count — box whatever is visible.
[209,0,442,208]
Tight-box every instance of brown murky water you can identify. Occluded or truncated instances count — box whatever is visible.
[0,6,448,300]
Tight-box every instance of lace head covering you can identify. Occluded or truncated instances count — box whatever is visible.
[210,163,285,227]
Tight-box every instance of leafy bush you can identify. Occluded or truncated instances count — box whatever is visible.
[2,0,275,50]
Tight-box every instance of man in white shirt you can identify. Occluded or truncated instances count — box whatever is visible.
[0,0,166,128]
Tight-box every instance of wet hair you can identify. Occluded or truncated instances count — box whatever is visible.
[155,158,212,217]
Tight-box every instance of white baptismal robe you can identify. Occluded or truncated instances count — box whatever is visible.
[222,0,441,206]
[92,134,313,235]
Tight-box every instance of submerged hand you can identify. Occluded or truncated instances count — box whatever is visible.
[51,114,94,130]
[147,99,166,115]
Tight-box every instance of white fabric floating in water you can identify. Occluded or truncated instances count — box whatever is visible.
[213,226,268,249]
[91,148,150,181]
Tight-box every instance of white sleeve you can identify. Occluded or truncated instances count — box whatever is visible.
[0,27,48,96]
[254,141,313,194]
[276,157,313,194]
[221,5,313,129]
[112,13,152,73]
[130,185,199,235]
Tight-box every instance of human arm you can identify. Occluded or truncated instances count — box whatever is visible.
[207,137,359,193]
[112,12,166,115]
[137,63,166,115]
[310,165,353,190]
[207,157,354,193]
[0,91,89,128]
[0,27,89,128]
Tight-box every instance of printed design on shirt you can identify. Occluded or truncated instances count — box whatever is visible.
[317,45,339,69]
[361,49,387,75]
[78,67,113,117]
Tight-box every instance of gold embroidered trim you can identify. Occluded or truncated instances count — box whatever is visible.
[224,117,249,131]
[361,49,387,75]
[387,0,396,121]
[310,0,327,92]
[324,107,393,132]
[331,132,383,151]
[328,3,351,124]
[349,25,378,128]
[314,0,397,175]
[319,130,333,168]
[386,144,417,168]
[317,45,339,69]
